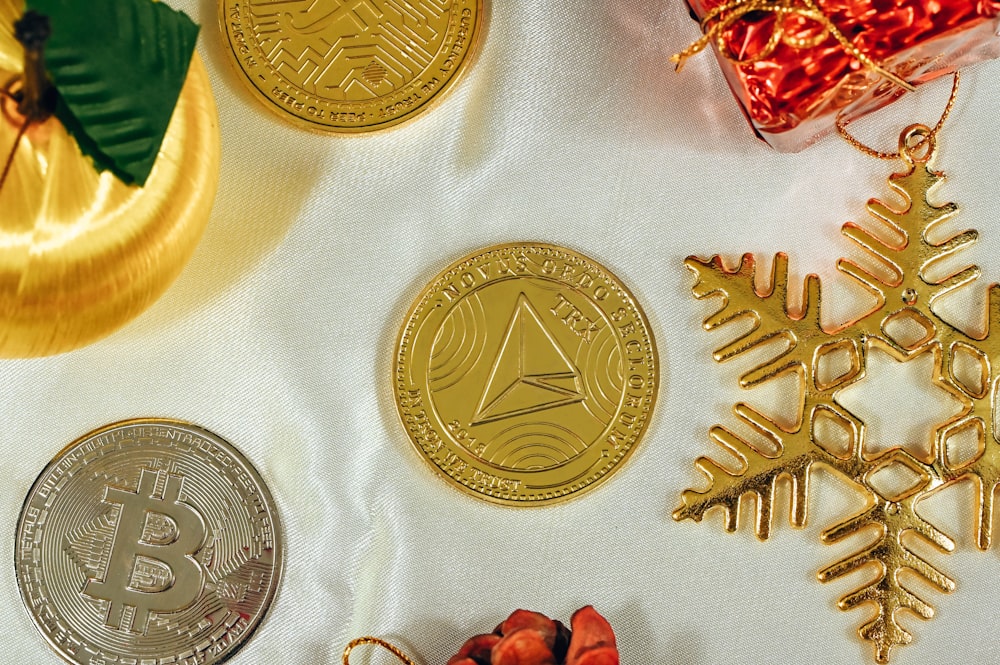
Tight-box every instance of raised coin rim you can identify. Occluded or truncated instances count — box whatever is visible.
[13,418,284,665]
[393,241,660,507]
[217,0,489,134]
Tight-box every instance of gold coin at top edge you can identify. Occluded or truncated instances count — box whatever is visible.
[394,243,659,506]
[15,419,281,665]
[219,0,485,132]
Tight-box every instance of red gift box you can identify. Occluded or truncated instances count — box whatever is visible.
[680,0,1000,151]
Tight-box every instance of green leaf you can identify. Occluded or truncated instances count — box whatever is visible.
[27,0,199,185]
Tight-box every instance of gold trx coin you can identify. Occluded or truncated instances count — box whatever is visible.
[15,419,282,665]
[394,243,658,506]
[219,0,486,132]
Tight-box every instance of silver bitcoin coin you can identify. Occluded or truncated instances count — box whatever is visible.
[15,419,282,665]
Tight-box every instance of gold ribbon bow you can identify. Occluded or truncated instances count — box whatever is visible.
[671,0,915,92]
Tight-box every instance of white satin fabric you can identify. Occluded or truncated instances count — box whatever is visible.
[3,1,1000,663]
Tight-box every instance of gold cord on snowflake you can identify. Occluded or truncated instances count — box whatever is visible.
[836,73,960,161]
[675,100,1000,663]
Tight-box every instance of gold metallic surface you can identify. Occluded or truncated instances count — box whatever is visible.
[675,128,1000,663]
[15,419,282,665]
[0,7,221,357]
[219,0,485,132]
[395,243,658,506]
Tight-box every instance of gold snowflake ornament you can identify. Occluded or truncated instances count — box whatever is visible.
[675,125,1000,663]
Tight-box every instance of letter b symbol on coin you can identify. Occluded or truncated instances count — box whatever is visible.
[84,469,207,633]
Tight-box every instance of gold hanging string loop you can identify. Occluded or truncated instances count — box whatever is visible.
[835,71,959,161]
[670,0,915,92]
[898,123,936,166]
[343,637,418,665]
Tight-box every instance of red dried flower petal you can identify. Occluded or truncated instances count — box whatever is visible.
[491,628,556,665]
[569,646,620,665]
[565,606,617,665]
[501,610,558,648]
[449,633,502,665]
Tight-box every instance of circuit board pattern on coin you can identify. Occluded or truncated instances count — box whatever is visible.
[15,420,281,665]
[220,0,484,132]
[395,244,658,505]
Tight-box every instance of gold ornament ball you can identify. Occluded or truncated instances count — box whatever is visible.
[0,4,220,358]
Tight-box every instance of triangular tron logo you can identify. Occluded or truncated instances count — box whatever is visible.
[472,294,585,425]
